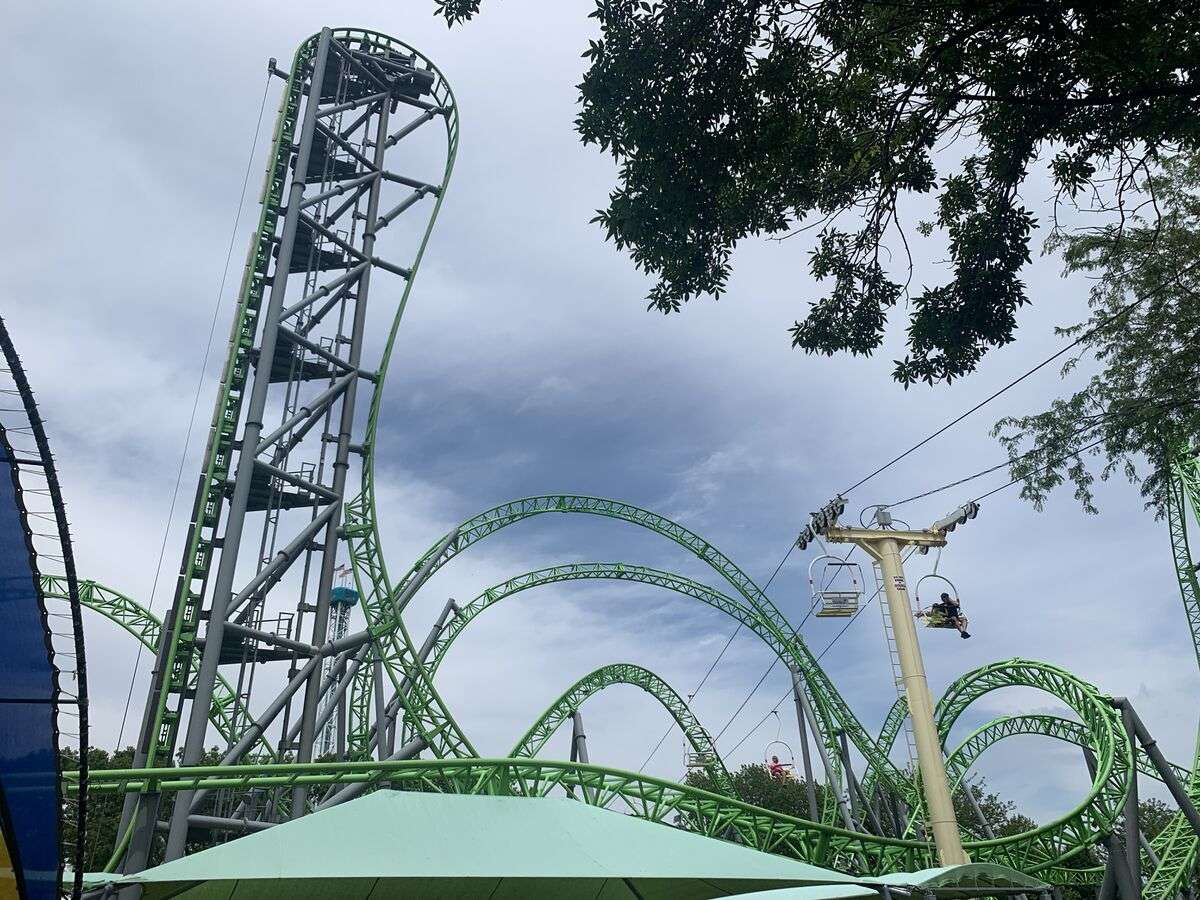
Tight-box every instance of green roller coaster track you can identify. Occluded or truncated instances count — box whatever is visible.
[946,716,1188,811]
[75,757,938,873]
[345,496,910,800]
[394,557,864,810]
[73,552,1175,882]
[141,29,311,774]
[509,662,735,797]
[42,577,275,763]
[49,571,1186,872]
[86,24,1200,896]
[1146,445,1200,900]
[943,713,1193,886]
[936,660,1130,871]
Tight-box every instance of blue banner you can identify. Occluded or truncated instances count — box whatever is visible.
[0,439,59,899]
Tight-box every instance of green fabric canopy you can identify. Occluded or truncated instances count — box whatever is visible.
[722,887,884,900]
[871,863,1050,897]
[101,791,875,899]
[726,863,1050,899]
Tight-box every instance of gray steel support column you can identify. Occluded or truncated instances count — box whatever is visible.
[885,791,907,837]
[1137,829,1162,871]
[1085,747,1139,900]
[571,711,589,764]
[373,657,390,759]
[292,647,364,750]
[116,791,158,892]
[312,735,429,810]
[335,694,347,758]
[870,793,886,836]
[961,782,1027,900]
[789,667,820,821]
[368,597,457,756]
[838,730,883,835]
[183,814,275,835]
[836,731,861,823]
[796,683,855,831]
[570,710,594,804]
[290,63,392,818]
[1099,853,1118,900]
[163,29,334,862]
[112,792,143,876]
[114,615,179,871]
[876,786,898,837]
[1114,698,1200,838]
[384,691,398,756]
[418,599,457,664]
[1122,705,1143,898]
[962,780,996,839]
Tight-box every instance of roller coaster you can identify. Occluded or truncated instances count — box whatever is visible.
[34,26,1200,898]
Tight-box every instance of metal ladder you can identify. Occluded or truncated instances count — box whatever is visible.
[873,560,919,771]
[872,560,930,839]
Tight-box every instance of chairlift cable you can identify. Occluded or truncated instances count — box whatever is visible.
[837,267,1195,498]
[724,689,794,756]
[638,623,742,770]
[115,71,275,747]
[639,534,801,769]
[881,395,1195,510]
[970,436,1109,504]
[714,658,780,743]
[715,554,904,751]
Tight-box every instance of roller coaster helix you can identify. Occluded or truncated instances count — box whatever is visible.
[56,25,1200,898]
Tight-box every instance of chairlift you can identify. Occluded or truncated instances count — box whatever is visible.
[686,751,716,770]
[808,555,864,618]
[682,696,718,772]
[764,712,795,779]
[914,573,962,630]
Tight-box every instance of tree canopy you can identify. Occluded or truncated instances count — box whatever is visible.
[683,762,1028,841]
[992,155,1200,514]
[438,0,1200,385]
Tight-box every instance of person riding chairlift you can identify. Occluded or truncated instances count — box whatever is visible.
[917,591,971,639]
[768,754,790,780]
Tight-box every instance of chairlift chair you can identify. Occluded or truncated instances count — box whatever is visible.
[764,739,795,779]
[808,555,864,618]
[686,751,716,770]
[914,573,961,629]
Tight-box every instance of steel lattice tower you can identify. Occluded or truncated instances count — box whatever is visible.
[120,28,457,867]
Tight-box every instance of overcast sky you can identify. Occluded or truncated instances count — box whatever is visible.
[4,1,1196,825]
